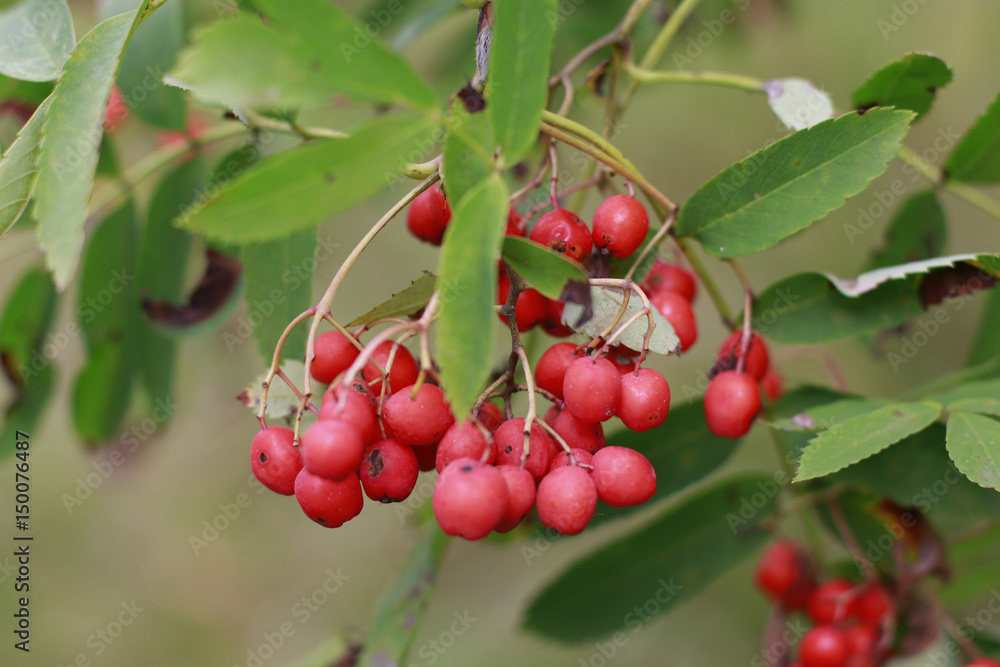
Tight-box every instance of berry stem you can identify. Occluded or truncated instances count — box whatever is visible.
[624,209,677,283]
[514,345,541,468]
[673,236,734,325]
[827,496,878,582]
[548,143,560,209]
[624,64,767,93]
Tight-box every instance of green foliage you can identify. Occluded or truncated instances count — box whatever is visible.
[179,113,438,243]
[522,475,779,642]
[242,229,316,362]
[0,96,48,238]
[136,159,204,406]
[488,0,556,165]
[435,174,508,420]
[73,201,139,442]
[946,411,1000,490]
[562,285,679,354]
[851,54,952,120]
[945,88,1000,183]
[0,0,74,82]
[969,290,1000,368]
[34,5,146,289]
[500,237,588,301]
[442,99,494,205]
[348,273,437,327]
[864,190,946,270]
[103,0,186,129]
[676,109,914,257]
[794,402,942,481]
[752,272,922,344]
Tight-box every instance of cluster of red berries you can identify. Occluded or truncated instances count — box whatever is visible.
[753,540,997,667]
[249,322,661,536]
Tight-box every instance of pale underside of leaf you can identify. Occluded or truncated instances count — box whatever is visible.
[561,286,679,355]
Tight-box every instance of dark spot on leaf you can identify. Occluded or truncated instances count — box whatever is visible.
[324,172,335,183]
[309,59,321,71]
[259,452,267,463]
[143,249,242,327]
[892,410,904,418]
[918,262,996,307]
[856,103,876,115]
[925,86,937,94]
[792,159,803,169]
[331,642,363,667]
[259,12,271,25]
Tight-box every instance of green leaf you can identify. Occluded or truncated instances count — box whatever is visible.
[136,159,204,405]
[676,109,914,257]
[864,190,946,270]
[358,526,450,666]
[522,475,778,642]
[929,379,1000,406]
[968,288,1000,367]
[34,6,146,289]
[73,201,139,442]
[0,96,49,238]
[752,272,923,344]
[442,98,494,205]
[240,360,305,421]
[242,229,316,363]
[0,0,75,82]
[436,175,508,420]
[826,253,998,298]
[102,0,186,129]
[794,402,942,481]
[488,0,556,164]
[501,237,588,300]
[944,88,1000,183]
[180,113,438,243]
[562,285,680,355]
[830,424,1000,518]
[765,78,833,131]
[949,398,1000,417]
[0,366,52,459]
[590,399,742,527]
[0,267,57,377]
[851,54,953,120]
[770,397,892,432]
[347,272,437,327]
[170,1,437,112]
[946,411,1000,490]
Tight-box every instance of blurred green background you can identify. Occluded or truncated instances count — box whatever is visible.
[2,0,1000,665]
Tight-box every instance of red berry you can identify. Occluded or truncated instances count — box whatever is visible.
[495,465,537,533]
[548,447,594,471]
[843,623,879,663]
[433,458,508,539]
[406,185,451,245]
[359,439,418,503]
[618,368,670,432]
[798,626,851,667]
[854,584,892,625]
[436,420,494,472]
[505,209,526,237]
[497,273,547,332]
[563,356,622,423]
[294,469,364,528]
[319,380,379,445]
[103,86,129,132]
[529,208,593,263]
[755,541,805,600]
[362,340,419,396]
[761,369,785,402]
[250,426,302,495]
[310,330,361,384]
[592,195,649,258]
[383,383,455,446]
[704,370,760,438]
[475,402,504,432]
[650,290,698,351]
[807,578,856,625]
[967,660,1000,667]
[642,260,697,303]
[536,465,598,535]
[717,331,770,380]
[413,444,438,472]
[301,419,366,480]
[541,298,574,337]
[590,446,656,507]
[493,418,554,481]
[606,345,639,375]
[553,408,605,454]
[535,342,585,400]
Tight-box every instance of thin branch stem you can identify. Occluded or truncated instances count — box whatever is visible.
[625,64,766,93]
[897,145,1000,221]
